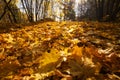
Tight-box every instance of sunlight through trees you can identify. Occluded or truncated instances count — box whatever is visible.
[1,0,119,23]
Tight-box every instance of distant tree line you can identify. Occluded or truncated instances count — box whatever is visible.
[95,0,120,21]
[77,0,120,21]
[0,0,120,23]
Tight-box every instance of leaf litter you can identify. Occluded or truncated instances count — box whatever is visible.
[0,21,120,80]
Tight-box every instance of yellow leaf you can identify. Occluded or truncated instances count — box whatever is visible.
[38,49,61,73]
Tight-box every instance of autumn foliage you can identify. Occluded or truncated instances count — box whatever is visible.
[0,21,120,80]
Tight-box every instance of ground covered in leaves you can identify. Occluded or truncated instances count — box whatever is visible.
[0,21,120,80]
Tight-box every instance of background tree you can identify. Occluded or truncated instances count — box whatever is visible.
[60,0,75,21]
[21,0,34,22]
[76,0,120,21]
[35,0,43,21]
[77,0,88,20]
[0,0,19,23]
[94,0,120,21]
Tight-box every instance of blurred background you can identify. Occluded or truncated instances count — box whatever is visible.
[0,0,120,23]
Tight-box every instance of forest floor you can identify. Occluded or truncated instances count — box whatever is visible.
[0,21,120,80]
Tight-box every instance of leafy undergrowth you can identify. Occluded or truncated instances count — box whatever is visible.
[0,21,120,80]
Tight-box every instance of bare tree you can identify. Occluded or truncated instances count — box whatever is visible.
[35,0,43,21]
[21,0,44,22]
[94,0,120,21]
[0,0,17,23]
[21,0,33,22]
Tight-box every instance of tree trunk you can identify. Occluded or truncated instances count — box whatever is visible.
[0,0,17,23]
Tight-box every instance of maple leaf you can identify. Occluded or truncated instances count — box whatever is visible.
[38,49,61,73]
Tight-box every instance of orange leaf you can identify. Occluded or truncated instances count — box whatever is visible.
[72,46,83,63]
